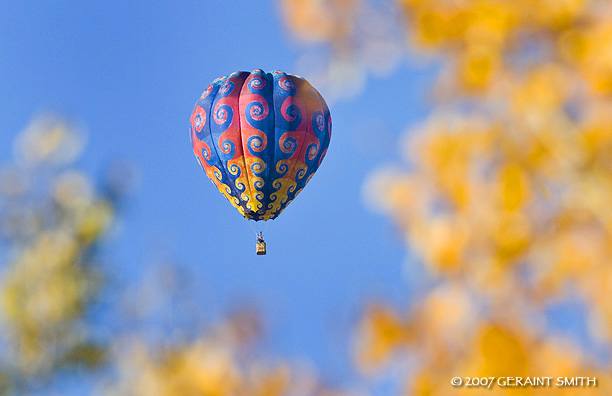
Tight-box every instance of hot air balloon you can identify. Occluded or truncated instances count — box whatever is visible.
[189,70,332,255]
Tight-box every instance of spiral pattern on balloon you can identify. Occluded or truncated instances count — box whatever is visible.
[219,80,234,94]
[213,168,223,182]
[276,162,289,177]
[249,76,266,90]
[306,142,319,161]
[228,163,241,176]
[214,102,232,125]
[281,98,301,123]
[200,85,212,100]
[315,111,325,131]
[247,131,267,154]
[278,76,295,92]
[191,105,207,133]
[251,160,264,174]
[286,104,300,122]
[279,133,297,155]
[194,114,203,131]
[201,143,211,161]
[193,106,206,132]
[296,167,307,181]
[220,139,234,155]
[246,96,269,121]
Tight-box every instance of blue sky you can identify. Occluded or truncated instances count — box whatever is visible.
[0,0,437,385]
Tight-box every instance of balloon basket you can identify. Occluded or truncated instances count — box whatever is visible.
[256,241,267,255]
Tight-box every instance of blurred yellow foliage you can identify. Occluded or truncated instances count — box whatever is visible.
[280,0,405,100]
[281,0,357,43]
[355,304,412,371]
[0,116,112,383]
[281,0,612,394]
[103,313,346,396]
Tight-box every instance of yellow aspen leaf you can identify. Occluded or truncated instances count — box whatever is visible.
[493,211,531,261]
[459,45,499,90]
[479,326,527,377]
[499,163,529,211]
[355,305,410,369]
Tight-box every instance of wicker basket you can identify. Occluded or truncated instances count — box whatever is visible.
[256,241,267,255]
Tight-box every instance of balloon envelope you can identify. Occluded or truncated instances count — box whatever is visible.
[190,70,332,221]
